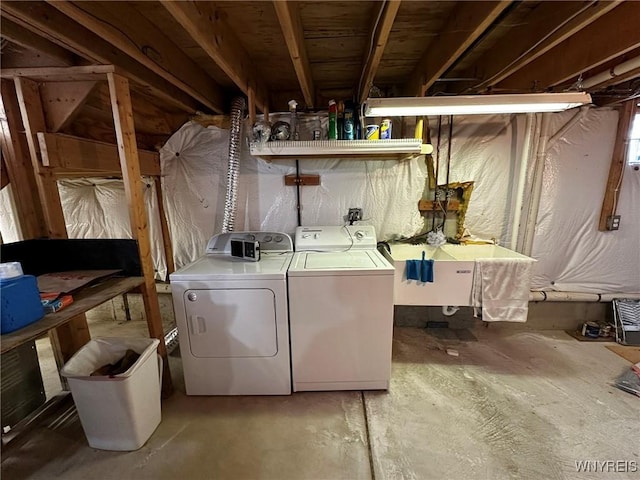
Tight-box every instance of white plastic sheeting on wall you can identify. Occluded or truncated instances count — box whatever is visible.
[428,114,527,244]
[236,113,428,239]
[531,108,640,293]
[0,185,21,243]
[1,108,637,293]
[160,118,428,271]
[160,122,230,268]
[58,178,168,280]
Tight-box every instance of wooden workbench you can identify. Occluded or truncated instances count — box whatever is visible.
[1,276,144,355]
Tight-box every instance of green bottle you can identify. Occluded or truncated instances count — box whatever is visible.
[328,99,337,140]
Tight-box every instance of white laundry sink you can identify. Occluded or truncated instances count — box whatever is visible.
[386,243,532,306]
[440,244,533,261]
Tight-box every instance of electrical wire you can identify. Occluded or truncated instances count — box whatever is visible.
[465,1,597,93]
[357,0,387,101]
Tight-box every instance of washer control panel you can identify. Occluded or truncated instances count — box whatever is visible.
[294,225,377,251]
[206,231,293,254]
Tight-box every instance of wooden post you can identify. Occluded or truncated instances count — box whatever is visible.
[248,85,256,126]
[13,78,68,238]
[598,99,637,231]
[107,72,172,396]
[12,77,91,367]
[0,79,46,239]
[154,176,175,277]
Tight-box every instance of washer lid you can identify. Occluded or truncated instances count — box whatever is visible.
[288,250,394,276]
[170,252,293,281]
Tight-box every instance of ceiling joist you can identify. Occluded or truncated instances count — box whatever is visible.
[0,1,200,113]
[465,0,620,92]
[405,1,512,97]
[46,1,225,114]
[273,0,315,108]
[498,2,640,91]
[0,16,76,66]
[358,0,402,104]
[161,1,269,113]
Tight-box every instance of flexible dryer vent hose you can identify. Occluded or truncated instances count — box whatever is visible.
[221,96,246,233]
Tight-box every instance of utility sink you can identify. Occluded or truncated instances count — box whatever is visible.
[386,243,533,306]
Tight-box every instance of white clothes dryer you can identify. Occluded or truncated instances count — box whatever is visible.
[287,225,395,392]
[170,232,293,395]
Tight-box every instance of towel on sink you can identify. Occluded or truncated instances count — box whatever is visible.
[406,251,434,283]
[471,258,533,322]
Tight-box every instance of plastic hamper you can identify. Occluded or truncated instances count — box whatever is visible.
[60,337,162,451]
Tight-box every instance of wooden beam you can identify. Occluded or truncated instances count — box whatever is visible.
[464,1,620,92]
[1,2,200,113]
[161,1,269,113]
[598,100,637,231]
[154,177,175,277]
[13,78,68,238]
[0,79,47,239]
[37,133,160,176]
[107,72,172,396]
[0,16,76,66]
[357,0,401,104]
[46,1,225,114]
[0,65,116,82]
[12,76,91,368]
[248,85,256,126]
[498,2,640,91]
[88,83,175,136]
[273,0,315,108]
[39,81,97,132]
[418,199,461,212]
[405,1,511,97]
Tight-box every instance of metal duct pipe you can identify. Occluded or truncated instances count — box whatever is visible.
[581,56,640,89]
[529,291,640,302]
[221,97,246,233]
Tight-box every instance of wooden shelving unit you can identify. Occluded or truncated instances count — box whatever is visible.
[1,277,144,355]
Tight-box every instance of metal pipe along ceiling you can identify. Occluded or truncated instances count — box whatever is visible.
[581,56,640,89]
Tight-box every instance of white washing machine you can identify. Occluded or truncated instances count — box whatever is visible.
[170,232,293,395]
[287,225,395,391]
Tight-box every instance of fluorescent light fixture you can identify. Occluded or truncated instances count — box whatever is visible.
[364,92,592,117]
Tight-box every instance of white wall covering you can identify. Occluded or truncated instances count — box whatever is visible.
[58,178,168,280]
[0,184,21,243]
[429,114,526,243]
[531,109,640,293]
[160,122,229,269]
[1,109,637,293]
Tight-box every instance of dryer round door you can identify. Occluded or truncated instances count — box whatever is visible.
[184,288,277,358]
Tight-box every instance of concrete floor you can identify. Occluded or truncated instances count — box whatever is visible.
[2,323,639,480]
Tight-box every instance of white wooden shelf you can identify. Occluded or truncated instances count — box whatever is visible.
[249,139,433,160]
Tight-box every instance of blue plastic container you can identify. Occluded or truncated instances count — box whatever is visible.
[0,275,45,334]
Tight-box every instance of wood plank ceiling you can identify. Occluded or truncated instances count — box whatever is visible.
[1,0,639,149]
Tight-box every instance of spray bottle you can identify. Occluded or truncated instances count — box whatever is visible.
[328,100,337,140]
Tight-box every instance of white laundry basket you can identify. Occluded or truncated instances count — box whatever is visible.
[60,337,162,451]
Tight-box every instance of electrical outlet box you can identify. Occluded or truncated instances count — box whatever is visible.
[348,208,363,223]
[606,215,621,231]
